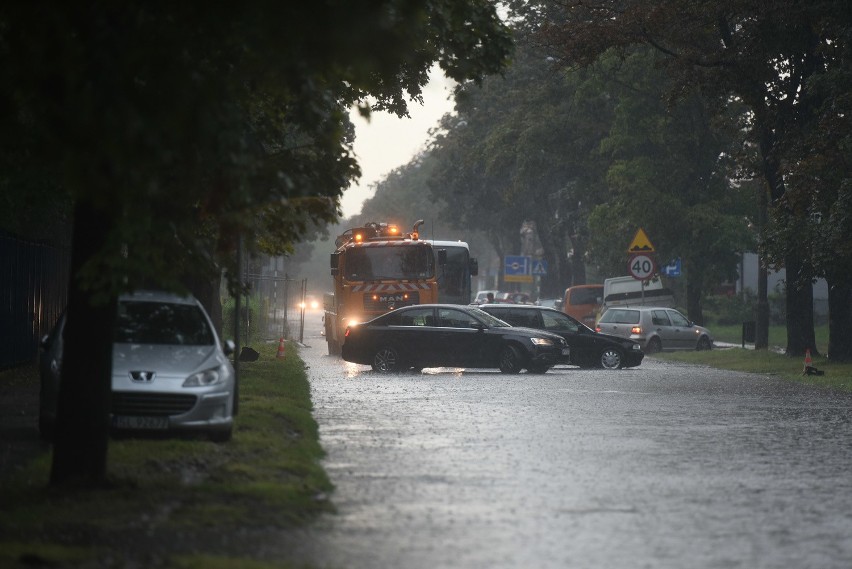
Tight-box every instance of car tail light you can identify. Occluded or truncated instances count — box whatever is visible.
[344,327,351,337]
[595,326,602,332]
[631,326,642,334]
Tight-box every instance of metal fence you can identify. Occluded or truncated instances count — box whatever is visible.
[0,233,69,369]
[240,268,309,344]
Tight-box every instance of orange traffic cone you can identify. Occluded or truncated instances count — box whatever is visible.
[801,348,819,375]
[276,337,286,359]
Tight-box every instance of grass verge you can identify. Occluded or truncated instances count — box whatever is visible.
[0,341,332,568]
[653,347,852,391]
[708,323,830,354]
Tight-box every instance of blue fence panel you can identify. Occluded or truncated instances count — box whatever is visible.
[0,233,69,369]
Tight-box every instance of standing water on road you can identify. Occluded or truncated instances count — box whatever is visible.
[278,313,852,569]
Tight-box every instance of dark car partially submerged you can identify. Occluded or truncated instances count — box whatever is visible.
[478,304,644,369]
[341,304,569,373]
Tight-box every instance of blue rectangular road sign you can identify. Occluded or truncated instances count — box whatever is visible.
[531,259,547,276]
[504,255,532,283]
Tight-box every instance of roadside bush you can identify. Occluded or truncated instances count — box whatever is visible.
[704,289,786,326]
[221,294,270,345]
[704,292,756,326]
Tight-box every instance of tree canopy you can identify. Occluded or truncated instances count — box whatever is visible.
[524,0,851,355]
[0,0,513,487]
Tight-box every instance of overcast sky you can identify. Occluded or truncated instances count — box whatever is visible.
[340,69,456,218]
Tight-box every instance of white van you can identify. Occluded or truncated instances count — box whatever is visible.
[602,275,675,310]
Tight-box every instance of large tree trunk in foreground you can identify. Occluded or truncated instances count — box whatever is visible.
[184,272,223,336]
[784,251,818,358]
[827,280,852,362]
[50,201,116,487]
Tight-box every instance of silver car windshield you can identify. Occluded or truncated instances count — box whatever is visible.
[115,301,214,345]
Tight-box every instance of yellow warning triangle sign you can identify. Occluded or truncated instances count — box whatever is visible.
[627,228,655,253]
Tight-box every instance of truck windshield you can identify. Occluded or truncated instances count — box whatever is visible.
[436,245,471,304]
[345,244,434,281]
[570,286,602,305]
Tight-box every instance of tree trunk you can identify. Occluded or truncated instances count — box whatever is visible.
[184,272,223,336]
[570,234,587,286]
[755,260,770,350]
[50,201,115,488]
[784,251,818,357]
[827,280,852,362]
[685,274,704,326]
[534,215,570,299]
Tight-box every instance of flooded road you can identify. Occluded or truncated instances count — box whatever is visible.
[288,312,852,568]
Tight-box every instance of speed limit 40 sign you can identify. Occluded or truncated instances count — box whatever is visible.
[628,254,657,280]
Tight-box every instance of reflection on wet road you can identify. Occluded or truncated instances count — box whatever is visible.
[288,314,852,569]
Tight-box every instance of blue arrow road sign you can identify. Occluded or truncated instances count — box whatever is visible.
[661,257,682,277]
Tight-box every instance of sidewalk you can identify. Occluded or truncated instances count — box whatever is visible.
[0,364,45,480]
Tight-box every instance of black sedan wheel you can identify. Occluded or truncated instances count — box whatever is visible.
[498,345,522,374]
[696,336,712,351]
[372,346,402,372]
[527,364,550,374]
[599,348,623,369]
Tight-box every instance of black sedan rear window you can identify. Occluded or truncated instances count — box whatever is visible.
[115,301,214,345]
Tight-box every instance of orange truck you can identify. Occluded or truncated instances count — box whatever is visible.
[324,220,442,355]
[561,284,604,328]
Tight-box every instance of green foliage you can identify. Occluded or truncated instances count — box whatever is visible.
[530,0,851,352]
[0,1,512,296]
[221,294,270,346]
[703,293,755,326]
[427,28,621,292]
[588,48,754,295]
[703,291,788,327]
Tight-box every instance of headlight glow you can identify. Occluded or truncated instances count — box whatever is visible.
[183,367,223,387]
[531,337,554,346]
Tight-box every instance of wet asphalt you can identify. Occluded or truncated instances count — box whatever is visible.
[281,312,852,569]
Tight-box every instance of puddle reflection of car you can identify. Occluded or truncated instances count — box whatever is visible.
[479,304,643,369]
[341,304,569,374]
[39,290,236,442]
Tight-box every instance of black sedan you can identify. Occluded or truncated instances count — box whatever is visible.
[478,304,644,369]
[341,304,570,373]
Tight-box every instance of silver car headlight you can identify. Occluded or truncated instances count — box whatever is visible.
[530,337,554,346]
[183,366,225,387]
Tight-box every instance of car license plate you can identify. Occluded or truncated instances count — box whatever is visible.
[112,415,169,430]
